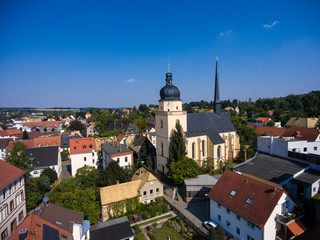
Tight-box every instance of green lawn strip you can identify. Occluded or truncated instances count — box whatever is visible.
[136,214,172,227]
[313,193,320,200]
[148,226,185,240]
[134,233,147,240]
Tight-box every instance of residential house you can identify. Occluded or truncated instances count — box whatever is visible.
[8,213,73,240]
[32,201,90,240]
[84,122,99,137]
[0,139,10,161]
[21,121,61,133]
[285,117,319,128]
[0,161,26,240]
[33,135,61,148]
[100,168,163,221]
[235,153,320,200]
[182,174,221,203]
[85,112,91,119]
[107,122,139,136]
[0,129,22,139]
[90,216,134,240]
[70,137,98,176]
[208,170,306,240]
[101,141,133,170]
[61,134,82,151]
[155,60,240,174]
[25,146,62,178]
[8,140,35,151]
[247,117,271,127]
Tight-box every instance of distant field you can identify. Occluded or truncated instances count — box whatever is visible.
[32,109,80,112]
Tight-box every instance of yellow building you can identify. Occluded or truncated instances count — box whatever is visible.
[155,59,240,173]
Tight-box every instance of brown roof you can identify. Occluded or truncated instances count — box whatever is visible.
[255,117,270,124]
[208,170,284,229]
[8,213,73,240]
[285,117,318,128]
[34,202,83,234]
[23,121,60,128]
[254,126,320,142]
[34,135,61,147]
[132,168,158,189]
[70,137,95,154]
[0,161,25,191]
[0,128,22,137]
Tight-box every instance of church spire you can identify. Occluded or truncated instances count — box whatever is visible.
[214,57,221,115]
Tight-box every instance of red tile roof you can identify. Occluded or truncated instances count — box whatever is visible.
[255,117,270,124]
[0,128,22,137]
[287,220,307,237]
[70,137,95,154]
[23,121,60,128]
[254,126,320,142]
[8,213,73,240]
[34,136,61,147]
[208,170,284,229]
[8,140,35,151]
[0,161,25,191]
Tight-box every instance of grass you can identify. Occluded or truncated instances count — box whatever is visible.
[148,226,185,240]
[135,233,147,240]
[135,214,172,227]
[312,193,320,200]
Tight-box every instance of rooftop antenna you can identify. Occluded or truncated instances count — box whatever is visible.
[43,196,49,206]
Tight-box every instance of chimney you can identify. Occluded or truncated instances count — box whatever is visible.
[139,168,141,176]
[116,180,119,185]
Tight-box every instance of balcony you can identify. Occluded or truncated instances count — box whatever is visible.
[276,211,306,240]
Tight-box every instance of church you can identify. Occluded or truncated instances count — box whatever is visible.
[155,58,240,173]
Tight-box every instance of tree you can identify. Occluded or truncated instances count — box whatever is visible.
[60,150,70,160]
[75,166,99,189]
[168,157,199,185]
[41,168,58,185]
[168,120,187,165]
[135,118,147,133]
[69,120,85,131]
[6,141,33,173]
[266,120,275,127]
[209,226,225,240]
[22,130,29,139]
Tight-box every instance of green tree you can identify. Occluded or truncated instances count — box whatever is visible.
[41,168,58,185]
[69,120,85,131]
[38,175,51,193]
[25,178,42,210]
[22,130,29,139]
[168,157,199,185]
[135,118,147,133]
[6,141,33,173]
[266,119,275,127]
[75,166,99,189]
[60,150,70,160]
[168,120,187,165]
[209,226,225,240]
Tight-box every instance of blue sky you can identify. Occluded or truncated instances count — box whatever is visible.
[0,0,319,108]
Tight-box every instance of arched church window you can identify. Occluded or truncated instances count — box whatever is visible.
[202,140,205,157]
[161,142,163,156]
[160,119,163,129]
[192,142,195,159]
[217,146,221,161]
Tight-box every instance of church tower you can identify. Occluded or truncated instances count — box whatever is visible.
[214,57,221,115]
[155,67,187,173]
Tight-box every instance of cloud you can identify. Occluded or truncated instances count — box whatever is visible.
[219,29,233,37]
[263,21,279,29]
[125,78,135,83]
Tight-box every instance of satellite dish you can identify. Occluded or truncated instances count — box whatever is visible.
[43,196,49,204]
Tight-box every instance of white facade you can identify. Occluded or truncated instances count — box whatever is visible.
[71,151,98,176]
[0,177,27,240]
[209,193,296,240]
[258,136,320,158]
[102,151,133,169]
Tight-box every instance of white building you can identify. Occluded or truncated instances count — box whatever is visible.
[101,141,133,170]
[25,146,62,178]
[0,161,27,240]
[258,136,320,158]
[70,137,98,176]
[208,170,307,240]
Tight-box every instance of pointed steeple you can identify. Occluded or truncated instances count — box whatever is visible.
[214,57,221,115]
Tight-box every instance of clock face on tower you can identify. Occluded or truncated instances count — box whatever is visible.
[166,102,171,107]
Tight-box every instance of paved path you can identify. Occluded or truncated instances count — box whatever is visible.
[59,163,71,182]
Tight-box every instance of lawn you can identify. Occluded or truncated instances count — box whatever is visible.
[148,226,185,240]
[135,214,172,227]
[135,233,147,240]
[313,193,320,200]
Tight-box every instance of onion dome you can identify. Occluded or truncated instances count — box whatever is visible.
[160,72,181,100]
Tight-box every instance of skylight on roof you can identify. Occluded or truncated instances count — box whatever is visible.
[246,197,253,205]
[230,190,237,197]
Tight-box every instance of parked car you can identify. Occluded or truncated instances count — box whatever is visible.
[203,220,218,230]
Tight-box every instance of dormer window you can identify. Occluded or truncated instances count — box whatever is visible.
[89,144,92,148]
[74,147,76,150]
[83,145,86,149]
[246,197,253,205]
[230,190,237,197]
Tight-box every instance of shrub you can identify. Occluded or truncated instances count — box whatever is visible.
[161,203,169,213]
[134,225,141,234]
[146,226,151,231]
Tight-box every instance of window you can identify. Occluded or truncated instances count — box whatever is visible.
[150,189,153,195]
[314,187,316,192]
[226,220,230,228]
[161,142,164,156]
[218,215,221,222]
[247,235,254,240]
[236,227,240,235]
[246,197,253,205]
[1,228,8,240]
[84,157,86,161]
[125,157,128,162]
[176,106,178,110]
[156,188,159,193]
[10,200,14,212]
[143,191,147,196]
[92,159,95,164]
[83,145,86,149]
[92,152,94,156]
[292,148,296,152]
[304,147,307,152]
[218,203,221,208]
[230,190,237,197]
[247,221,254,229]
[0,206,8,223]
[236,215,241,221]
[217,146,221,160]
[192,142,195,158]
[160,119,163,129]
[89,144,92,148]
[117,158,120,163]
[226,208,230,214]
[314,146,318,151]
[34,170,38,174]
[16,191,23,206]
[74,146,76,150]
[19,211,24,221]
[202,140,205,157]
[3,190,5,200]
